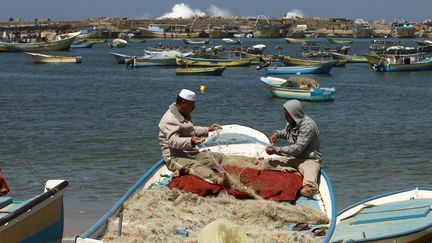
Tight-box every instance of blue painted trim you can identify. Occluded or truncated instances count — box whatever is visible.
[79,159,165,239]
[201,133,269,147]
[321,168,337,243]
[336,187,432,242]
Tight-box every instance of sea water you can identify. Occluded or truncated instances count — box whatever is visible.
[0,38,431,238]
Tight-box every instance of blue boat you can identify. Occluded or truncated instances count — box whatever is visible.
[374,58,432,72]
[75,124,336,243]
[265,62,335,75]
[331,187,432,242]
[0,180,68,242]
[261,76,335,102]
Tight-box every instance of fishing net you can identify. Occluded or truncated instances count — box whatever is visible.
[102,188,328,243]
[281,76,320,88]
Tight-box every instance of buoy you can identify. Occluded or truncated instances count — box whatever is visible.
[200,84,206,92]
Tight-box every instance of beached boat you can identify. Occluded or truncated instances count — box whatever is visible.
[175,67,225,76]
[265,62,335,75]
[222,38,242,44]
[75,124,336,243]
[285,38,307,43]
[176,56,252,67]
[183,38,209,45]
[109,52,134,64]
[327,38,353,44]
[260,76,335,101]
[25,52,82,63]
[0,32,80,52]
[331,53,368,63]
[331,187,432,242]
[107,38,127,48]
[0,180,68,242]
[127,53,176,67]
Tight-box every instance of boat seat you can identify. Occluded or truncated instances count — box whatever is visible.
[350,199,432,225]
[0,196,12,209]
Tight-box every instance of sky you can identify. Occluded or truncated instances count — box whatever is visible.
[2,0,431,23]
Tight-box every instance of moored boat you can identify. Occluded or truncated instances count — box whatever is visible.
[260,76,335,101]
[107,38,127,48]
[0,180,68,243]
[371,52,432,72]
[331,53,368,63]
[126,53,176,67]
[138,24,201,38]
[282,56,343,66]
[75,124,336,243]
[331,187,432,242]
[71,41,94,48]
[265,62,335,75]
[175,66,225,76]
[391,18,416,38]
[183,38,209,45]
[284,37,307,43]
[25,52,82,63]
[0,32,80,52]
[222,38,242,44]
[176,56,252,67]
[327,38,353,44]
[109,52,134,64]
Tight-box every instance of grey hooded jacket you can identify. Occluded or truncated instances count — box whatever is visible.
[273,100,322,160]
[158,103,209,162]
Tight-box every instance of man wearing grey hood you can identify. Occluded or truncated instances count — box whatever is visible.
[264,100,322,198]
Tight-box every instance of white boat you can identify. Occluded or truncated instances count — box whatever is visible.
[331,187,432,242]
[222,38,242,44]
[0,32,80,52]
[75,124,336,243]
[25,52,82,63]
[109,52,134,64]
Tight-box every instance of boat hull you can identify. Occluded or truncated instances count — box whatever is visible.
[0,180,68,243]
[265,63,334,74]
[175,67,225,75]
[129,57,176,67]
[25,52,82,63]
[331,53,368,63]
[176,56,252,67]
[140,29,200,38]
[0,33,79,52]
[331,188,432,243]
[375,62,432,72]
[327,38,353,44]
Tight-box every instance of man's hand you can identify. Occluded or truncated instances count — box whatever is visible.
[265,146,276,155]
[268,133,277,144]
[209,123,222,132]
[191,136,205,146]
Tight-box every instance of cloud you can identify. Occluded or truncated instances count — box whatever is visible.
[208,4,232,17]
[159,3,205,19]
[285,9,304,19]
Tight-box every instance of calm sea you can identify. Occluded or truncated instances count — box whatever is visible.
[1,38,431,238]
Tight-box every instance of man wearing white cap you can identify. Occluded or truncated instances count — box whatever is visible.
[158,89,226,185]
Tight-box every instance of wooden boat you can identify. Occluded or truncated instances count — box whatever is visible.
[415,40,432,46]
[364,53,382,66]
[86,39,105,44]
[265,62,335,75]
[127,53,176,67]
[183,38,209,44]
[75,124,336,243]
[127,39,146,43]
[260,76,335,101]
[391,18,416,38]
[0,180,68,242]
[175,67,225,76]
[374,58,432,72]
[331,187,432,242]
[109,52,134,64]
[281,56,344,67]
[331,53,368,63]
[107,38,127,48]
[222,38,242,44]
[285,38,307,43]
[0,32,80,52]
[327,38,353,44]
[176,56,252,67]
[25,52,82,63]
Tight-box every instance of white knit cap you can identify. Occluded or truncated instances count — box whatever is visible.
[178,89,195,101]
